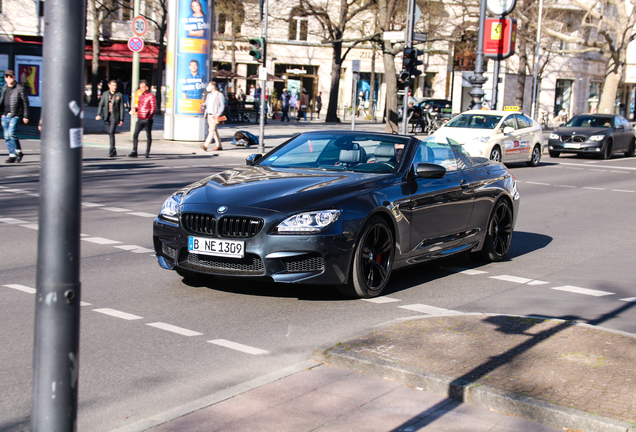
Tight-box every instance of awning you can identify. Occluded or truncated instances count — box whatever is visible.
[85,42,161,64]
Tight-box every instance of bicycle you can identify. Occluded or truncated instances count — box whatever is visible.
[540,112,553,130]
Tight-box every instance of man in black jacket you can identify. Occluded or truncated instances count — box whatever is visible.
[96,79,125,157]
[1,70,29,163]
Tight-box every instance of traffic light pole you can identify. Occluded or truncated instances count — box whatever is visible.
[258,0,268,154]
[401,0,415,136]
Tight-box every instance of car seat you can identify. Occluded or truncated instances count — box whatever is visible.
[373,145,395,163]
[338,143,367,166]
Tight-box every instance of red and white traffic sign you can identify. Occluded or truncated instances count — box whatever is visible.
[132,15,148,37]
[128,36,144,53]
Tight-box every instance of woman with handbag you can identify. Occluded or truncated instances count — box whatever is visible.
[297,88,309,122]
[201,81,226,151]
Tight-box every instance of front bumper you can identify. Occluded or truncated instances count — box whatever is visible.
[153,213,357,285]
[548,139,604,154]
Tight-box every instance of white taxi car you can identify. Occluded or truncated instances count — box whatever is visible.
[432,108,544,166]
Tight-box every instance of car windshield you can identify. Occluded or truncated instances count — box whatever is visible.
[565,115,613,128]
[257,133,411,174]
[445,114,502,129]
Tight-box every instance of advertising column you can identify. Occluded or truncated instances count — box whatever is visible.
[164,0,210,141]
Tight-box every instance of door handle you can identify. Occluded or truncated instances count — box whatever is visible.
[460,179,469,189]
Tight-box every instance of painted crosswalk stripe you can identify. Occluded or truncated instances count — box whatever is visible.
[527,280,549,286]
[611,189,635,193]
[114,245,154,253]
[147,322,203,337]
[82,237,122,245]
[445,267,488,275]
[490,275,533,284]
[0,218,29,224]
[208,339,269,355]
[4,284,36,294]
[128,212,156,218]
[82,202,105,207]
[399,304,461,315]
[93,308,143,320]
[551,286,614,297]
[583,187,605,191]
[620,298,636,303]
[362,297,401,304]
[21,224,38,230]
[101,207,133,212]
[525,182,550,185]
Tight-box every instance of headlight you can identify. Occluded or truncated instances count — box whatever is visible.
[549,133,560,140]
[159,194,181,221]
[277,210,341,233]
[589,135,605,141]
[470,136,490,146]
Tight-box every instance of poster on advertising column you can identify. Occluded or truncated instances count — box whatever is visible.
[176,0,210,115]
[14,55,43,107]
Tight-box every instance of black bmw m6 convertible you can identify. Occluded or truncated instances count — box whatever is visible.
[153,131,520,298]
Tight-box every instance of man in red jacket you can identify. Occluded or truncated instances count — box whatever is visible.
[130,80,156,158]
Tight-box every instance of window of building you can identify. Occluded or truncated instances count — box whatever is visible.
[588,81,602,113]
[113,0,132,21]
[217,13,227,34]
[555,79,573,117]
[289,11,308,41]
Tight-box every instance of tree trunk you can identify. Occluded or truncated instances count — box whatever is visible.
[90,6,101,107]
[383,42,398,133]
[154,31,166,113]
[515,26,527,111]
[325,41,343,123]
[598,60,623,114]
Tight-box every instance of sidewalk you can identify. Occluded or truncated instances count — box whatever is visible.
[114,314,636,432]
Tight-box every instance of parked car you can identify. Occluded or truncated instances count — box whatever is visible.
[547,114,635,159]
[153,131,520,298]
[432,109,544,167]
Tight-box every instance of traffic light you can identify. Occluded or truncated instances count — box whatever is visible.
[402,48,424,80]
[248,37,265,62]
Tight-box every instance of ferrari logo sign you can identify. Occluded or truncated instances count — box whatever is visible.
[483,18,517,60]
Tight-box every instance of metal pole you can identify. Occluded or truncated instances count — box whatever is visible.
[491,60,500,110]
[130,0,141,136]
[258,0,268,153]
[469,0,488,110]
[351,72,358,130]
[401,0,415,135]
[530,0,544,120]
[31,0,85,429]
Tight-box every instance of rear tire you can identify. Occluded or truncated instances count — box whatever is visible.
[474,199,513,262]
[337,216,394,298]
[548,150,560,158]
[526,145,541,167]
[489,146,502,162]
[625,138,636,157]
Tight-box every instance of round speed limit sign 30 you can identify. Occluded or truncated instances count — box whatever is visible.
[132,15,148,37]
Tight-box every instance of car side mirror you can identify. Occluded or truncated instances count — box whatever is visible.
[246,154,262,166]
[415,163,446,179]
[616,125,624,130]
[503,126,514,134]
[559,123,565,127]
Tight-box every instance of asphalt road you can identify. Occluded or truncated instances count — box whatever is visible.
[1,134,635,431]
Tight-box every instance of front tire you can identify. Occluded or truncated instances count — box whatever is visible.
[526,145,541,167]
[489,146,502,162]
[474,199,513,262]
[625,138,635,157]
[338,216,394,298]
[602,139,613,159]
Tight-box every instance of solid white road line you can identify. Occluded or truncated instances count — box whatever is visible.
[399,304,461,315]
[4,284,36,294]
[525,182,551,185]
[114,245,154,253]
[583,187,606,190]
[81,237,122,245]
[207,339,269,355]
[611,189,635,193]
[362,297,401,304]
[445,267,488,275]
[551,285,614,297]
[527,280,549,286]
[0,218,29,224]
[146,322,203,337]
[490,275,533,284]
[93,308,143,320]
[82,202,105,207]
[20,224,38,230]
[128,212,156,218]
[101,207,133,212]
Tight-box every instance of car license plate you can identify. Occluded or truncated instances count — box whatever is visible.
[188,236,244,259]
[564,143,581,149]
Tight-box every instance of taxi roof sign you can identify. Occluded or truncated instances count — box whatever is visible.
[503,106,520,111]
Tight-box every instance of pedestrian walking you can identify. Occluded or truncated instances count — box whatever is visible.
[95,79,125,157]
[200,81,225,151]
[280,88,291,122]
[315,92,322,119]
[297,88,308,122]
[1,70,29,163]
[129,80,156,158]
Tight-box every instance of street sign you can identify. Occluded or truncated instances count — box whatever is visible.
[413,32,428,42]
[132,15,148,37]
[128,36,144,52]
[382,31,405,41]
[483,18,517,60]
[414,4,422,25]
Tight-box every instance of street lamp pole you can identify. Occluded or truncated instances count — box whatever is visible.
[258,0,268,154]
[469,0,488,110]
[531,0,544,120]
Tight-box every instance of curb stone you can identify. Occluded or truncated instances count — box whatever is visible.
[312,329,636,432]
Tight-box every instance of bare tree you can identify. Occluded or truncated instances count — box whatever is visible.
[215,0,246,89]
[88,0,115,106]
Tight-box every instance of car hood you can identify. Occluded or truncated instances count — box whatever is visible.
[433,127,493,144]
[177,166,394,214]
[554,127,609,136]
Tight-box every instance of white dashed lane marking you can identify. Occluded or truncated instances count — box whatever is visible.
[101,207,133,212]
[399,304,461,315]
[551,285,614,297]
[362,296,401,304]
[93,308,143,320]
[445,267,488,275]
[525,182,550,185]
[527,280,550,286]
[82,202,105,207]
[620,298,636,303]
[21,224,38,230]
[115,245,154,253]
[128,212,156,218]
[583,187,605,190]
[612,189,635,193]
[4,284,36,294]
[490,275,533,284]
[208,339,269,355]
[82,237,122,245]
[0,218,29,224]
[147,322,203,337]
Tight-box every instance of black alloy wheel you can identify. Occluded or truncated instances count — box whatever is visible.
[526,145,541,167]
[474,199,513,262]
[339,216,394,298]
[626,138,636,157]
[489,146,502,162]
[602,139,613,160]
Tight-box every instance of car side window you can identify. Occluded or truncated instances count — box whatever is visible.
[619,117,630,127]
[515,114,532,129]
[502,115,517,130]
[413,141,462,172]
